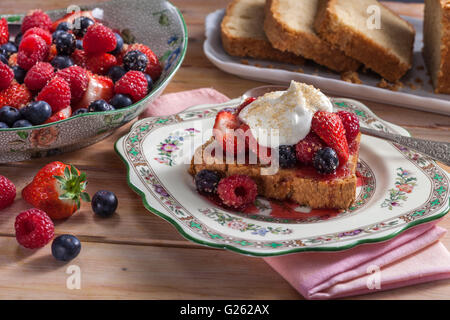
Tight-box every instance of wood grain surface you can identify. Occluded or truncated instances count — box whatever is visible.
[0,0,449,300]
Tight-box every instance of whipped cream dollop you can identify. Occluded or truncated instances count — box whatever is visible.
[238,81,333,148]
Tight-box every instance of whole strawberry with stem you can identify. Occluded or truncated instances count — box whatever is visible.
[22,161,90,220]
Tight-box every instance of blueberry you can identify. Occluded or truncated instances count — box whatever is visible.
[107,65,126,83]
[73,108,88,116]
[56,21,71,32]
[194,170,221,194]
[75,39,83,50]
[278,145,297,168]
[92,190,118,217]
[0,42,17,58]
[123,50,148,72]
[52,30,65,43]
[0,122,8,128]
[144,74,153,92]
[72,17,94,37]
[51,234,81,261]
[313,147,339,174]
[0,54,7,65]
[12,66,26,84]
[51,55,74,69]
[55,32,76,55]
[14,32,22,47]
[12,119,32,128]
[88,99,115,112]
[20,101,52,125]
[109,33,123,55]
[0,106,21,126]
[109,94,133,109]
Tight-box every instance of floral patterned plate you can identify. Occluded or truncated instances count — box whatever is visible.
[115,98,449,256]
[0,0,187,163]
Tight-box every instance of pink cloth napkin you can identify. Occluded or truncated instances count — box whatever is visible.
[143,88,450,299]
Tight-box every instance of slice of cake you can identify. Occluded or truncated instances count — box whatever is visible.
[263,0,360,72]
[423,0,450,94]
[314,0,415,82]
[221,0,305,65]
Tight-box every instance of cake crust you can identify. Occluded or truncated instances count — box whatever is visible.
[314,0,415,82]
[263,0,360,72]
[221,0,305,65]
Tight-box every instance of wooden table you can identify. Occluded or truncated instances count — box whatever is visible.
[0,0,448,300]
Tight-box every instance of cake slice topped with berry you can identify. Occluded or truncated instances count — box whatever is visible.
[189,81,361,210]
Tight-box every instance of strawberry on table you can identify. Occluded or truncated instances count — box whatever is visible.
[0,18,9,45]
[0,175,16,210]
[0,81,32,109]
[311,111,349,164]
[37,76,71,112]
[21,9,52,33]
[22,161,90,220]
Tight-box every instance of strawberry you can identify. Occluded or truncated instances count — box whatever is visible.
[0,81,32,108]
[85,52,117,74]
[17,34,49,70]
[44,105,72,124]
[22,161,90,220]
[213,110,246,155]
[236,97,256,115]
[126,43,161,81]
[0,175,16,210]
[114,70,148,102]
[47,44,57,62]
[51,11,95,32]
[0,62,14,90]
[23,27,52,46]
[56,66,89,102]
[21,10,52,33]
[8,53,17,66]
[37,76,71,112]
[239,123,272,164]
[24,61,55,91]
[0,18,9,45]
[73,73,113,110]
[83,24,117,54]
[311,111,349,164]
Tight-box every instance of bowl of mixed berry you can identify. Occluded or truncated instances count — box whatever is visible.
[0,0,187,163]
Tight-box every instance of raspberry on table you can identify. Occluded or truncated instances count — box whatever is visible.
[15,208,54,249]
[114,70,148,102]
[83,23,117,54]
[337,110,360,143]
[0,175,16,210]
[56,66,89,102]
[0,61,14,90]
[278,145,297,168]
[21,10,52,33]
[37,76,71,112]
[17,34,49,70]
[24,61,54,91]
[194,170,222,195]
[295,132,324,164]
[217,175,257,210]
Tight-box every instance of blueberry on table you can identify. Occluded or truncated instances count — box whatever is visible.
[313,147,339,174]
[110,94,133,109]
[73,108,88,116]
[107,65,126,83]
[0,106,21,126]
[88,99,115,112]
[12,119,32,128]
[51,234,81,261]
[12,66,26,84]
[109,33,123,55]
[55,31,76,55]
[51,55,74,69]
[123,50,148,72]
[20,101,52,125]
[194,170,221,195]
[72,16,94,37]
[92,190,118,217]
[0,122,8,128]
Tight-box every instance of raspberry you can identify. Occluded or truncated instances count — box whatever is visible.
[114,70,148,102]
[23,27,52,46]
[37,76,71,112]
[18,34,49,70]
[0,62,14,91]
[56,66,89,102]
[85,52,117,74]
[71,49,87,67]
[15,208,54,249]
[311,111,349,164]
[21,10,52,33]
[217,175,257,210]
[194,170,221,195]
[0,175,16,210]
[295,132,324,164]
[0,81,32,109]
[126,43,161,81]
[24,62,54,91]
[337,111,360,143]
[83,24,117,54]
[0,18,9,45]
